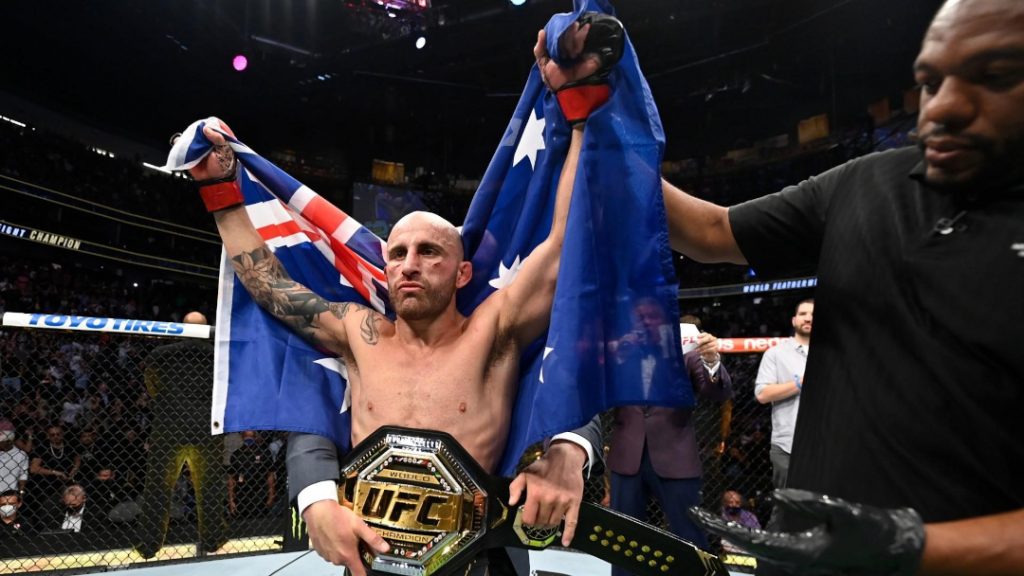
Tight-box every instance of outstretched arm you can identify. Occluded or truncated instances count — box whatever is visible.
[489,18,621,344]
[661,178,746,264]
[188,125,360,356]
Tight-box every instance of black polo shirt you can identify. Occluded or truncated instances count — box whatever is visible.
[729,146,1024,522]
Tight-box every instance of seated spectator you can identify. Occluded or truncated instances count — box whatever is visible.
[59,389,84,429]
[71,427,135,524]
[113,426,147,498]
[77,394,107,432]
[29,424,80,505]
[0,490,28,536]
[227,431,276,518]
[719,489,761,554]
[75,428,101,482]
[13,422,37,456]
[0,426,29,497]
[57,483,89,533]
[74,427,123,512]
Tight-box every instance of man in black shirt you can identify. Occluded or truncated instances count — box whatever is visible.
[28,423,79,524]
[541,0,1024,574]
[657,1,1024,574]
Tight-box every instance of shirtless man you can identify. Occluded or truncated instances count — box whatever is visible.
[189,108,588,573]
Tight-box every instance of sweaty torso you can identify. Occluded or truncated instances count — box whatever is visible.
[340,307,517,474]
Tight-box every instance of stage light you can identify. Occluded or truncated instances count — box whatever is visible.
[510,0,526,6]
[415,36,426,49]
[232,54,248,72]
[142,162,173,174]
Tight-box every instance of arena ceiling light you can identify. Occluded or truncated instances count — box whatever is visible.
[0,114,27,128]
[232,54,248,72]
[510,0,526,6]
[415,36,426,49]
[142,161,188,178]
[142,162,172,174]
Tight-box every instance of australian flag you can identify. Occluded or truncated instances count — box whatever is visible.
[164,0,689,476]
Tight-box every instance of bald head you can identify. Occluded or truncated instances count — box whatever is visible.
[389,211,464,261]
[183,311,207,325]
[929,0,1024,41]
[934,0,1024,25]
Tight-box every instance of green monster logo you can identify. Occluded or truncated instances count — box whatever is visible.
[291,507,307,540]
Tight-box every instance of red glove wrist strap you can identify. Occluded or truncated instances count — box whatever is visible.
[199,179,244,212]
[556,83,611,124]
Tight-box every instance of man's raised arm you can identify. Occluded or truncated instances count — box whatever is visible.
[494,124,584,345]
[489,19,610,345]
[187,123,354,356]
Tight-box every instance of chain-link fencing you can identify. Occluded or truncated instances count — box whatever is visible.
[577,352,774,561]
[0,324,291,574]
[1,319,775,573]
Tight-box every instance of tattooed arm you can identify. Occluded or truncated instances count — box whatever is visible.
[213,209,363,353]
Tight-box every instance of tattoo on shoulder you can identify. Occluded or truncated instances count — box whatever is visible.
[329,302,359,320]
[360,310,382,345]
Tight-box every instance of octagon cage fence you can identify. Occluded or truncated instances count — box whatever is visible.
[0,313,774,574]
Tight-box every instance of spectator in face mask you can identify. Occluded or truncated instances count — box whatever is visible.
[719,490,761,554]
[0,490,27,536]
[58,484,88,533]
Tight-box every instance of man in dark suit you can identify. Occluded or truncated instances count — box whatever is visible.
[55,483,91,533]
[607,306,732,566]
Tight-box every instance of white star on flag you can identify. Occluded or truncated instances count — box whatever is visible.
[314,357,351,413]
[539,346,554,384]
[489,255,524,290]
[513,108,545,169]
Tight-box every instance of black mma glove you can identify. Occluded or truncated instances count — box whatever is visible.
[689,488,926,576]
[555,12,625,125]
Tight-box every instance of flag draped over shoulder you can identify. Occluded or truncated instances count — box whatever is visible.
[165,0,690,476]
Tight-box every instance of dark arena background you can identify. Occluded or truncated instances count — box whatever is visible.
[1,0,941,574]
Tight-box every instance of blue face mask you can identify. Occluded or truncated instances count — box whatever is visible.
[243,438,256,446]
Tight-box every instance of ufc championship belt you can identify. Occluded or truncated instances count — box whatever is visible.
[339,427,727,576]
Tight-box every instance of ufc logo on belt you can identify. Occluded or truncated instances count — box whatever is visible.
[354,481,462,533]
